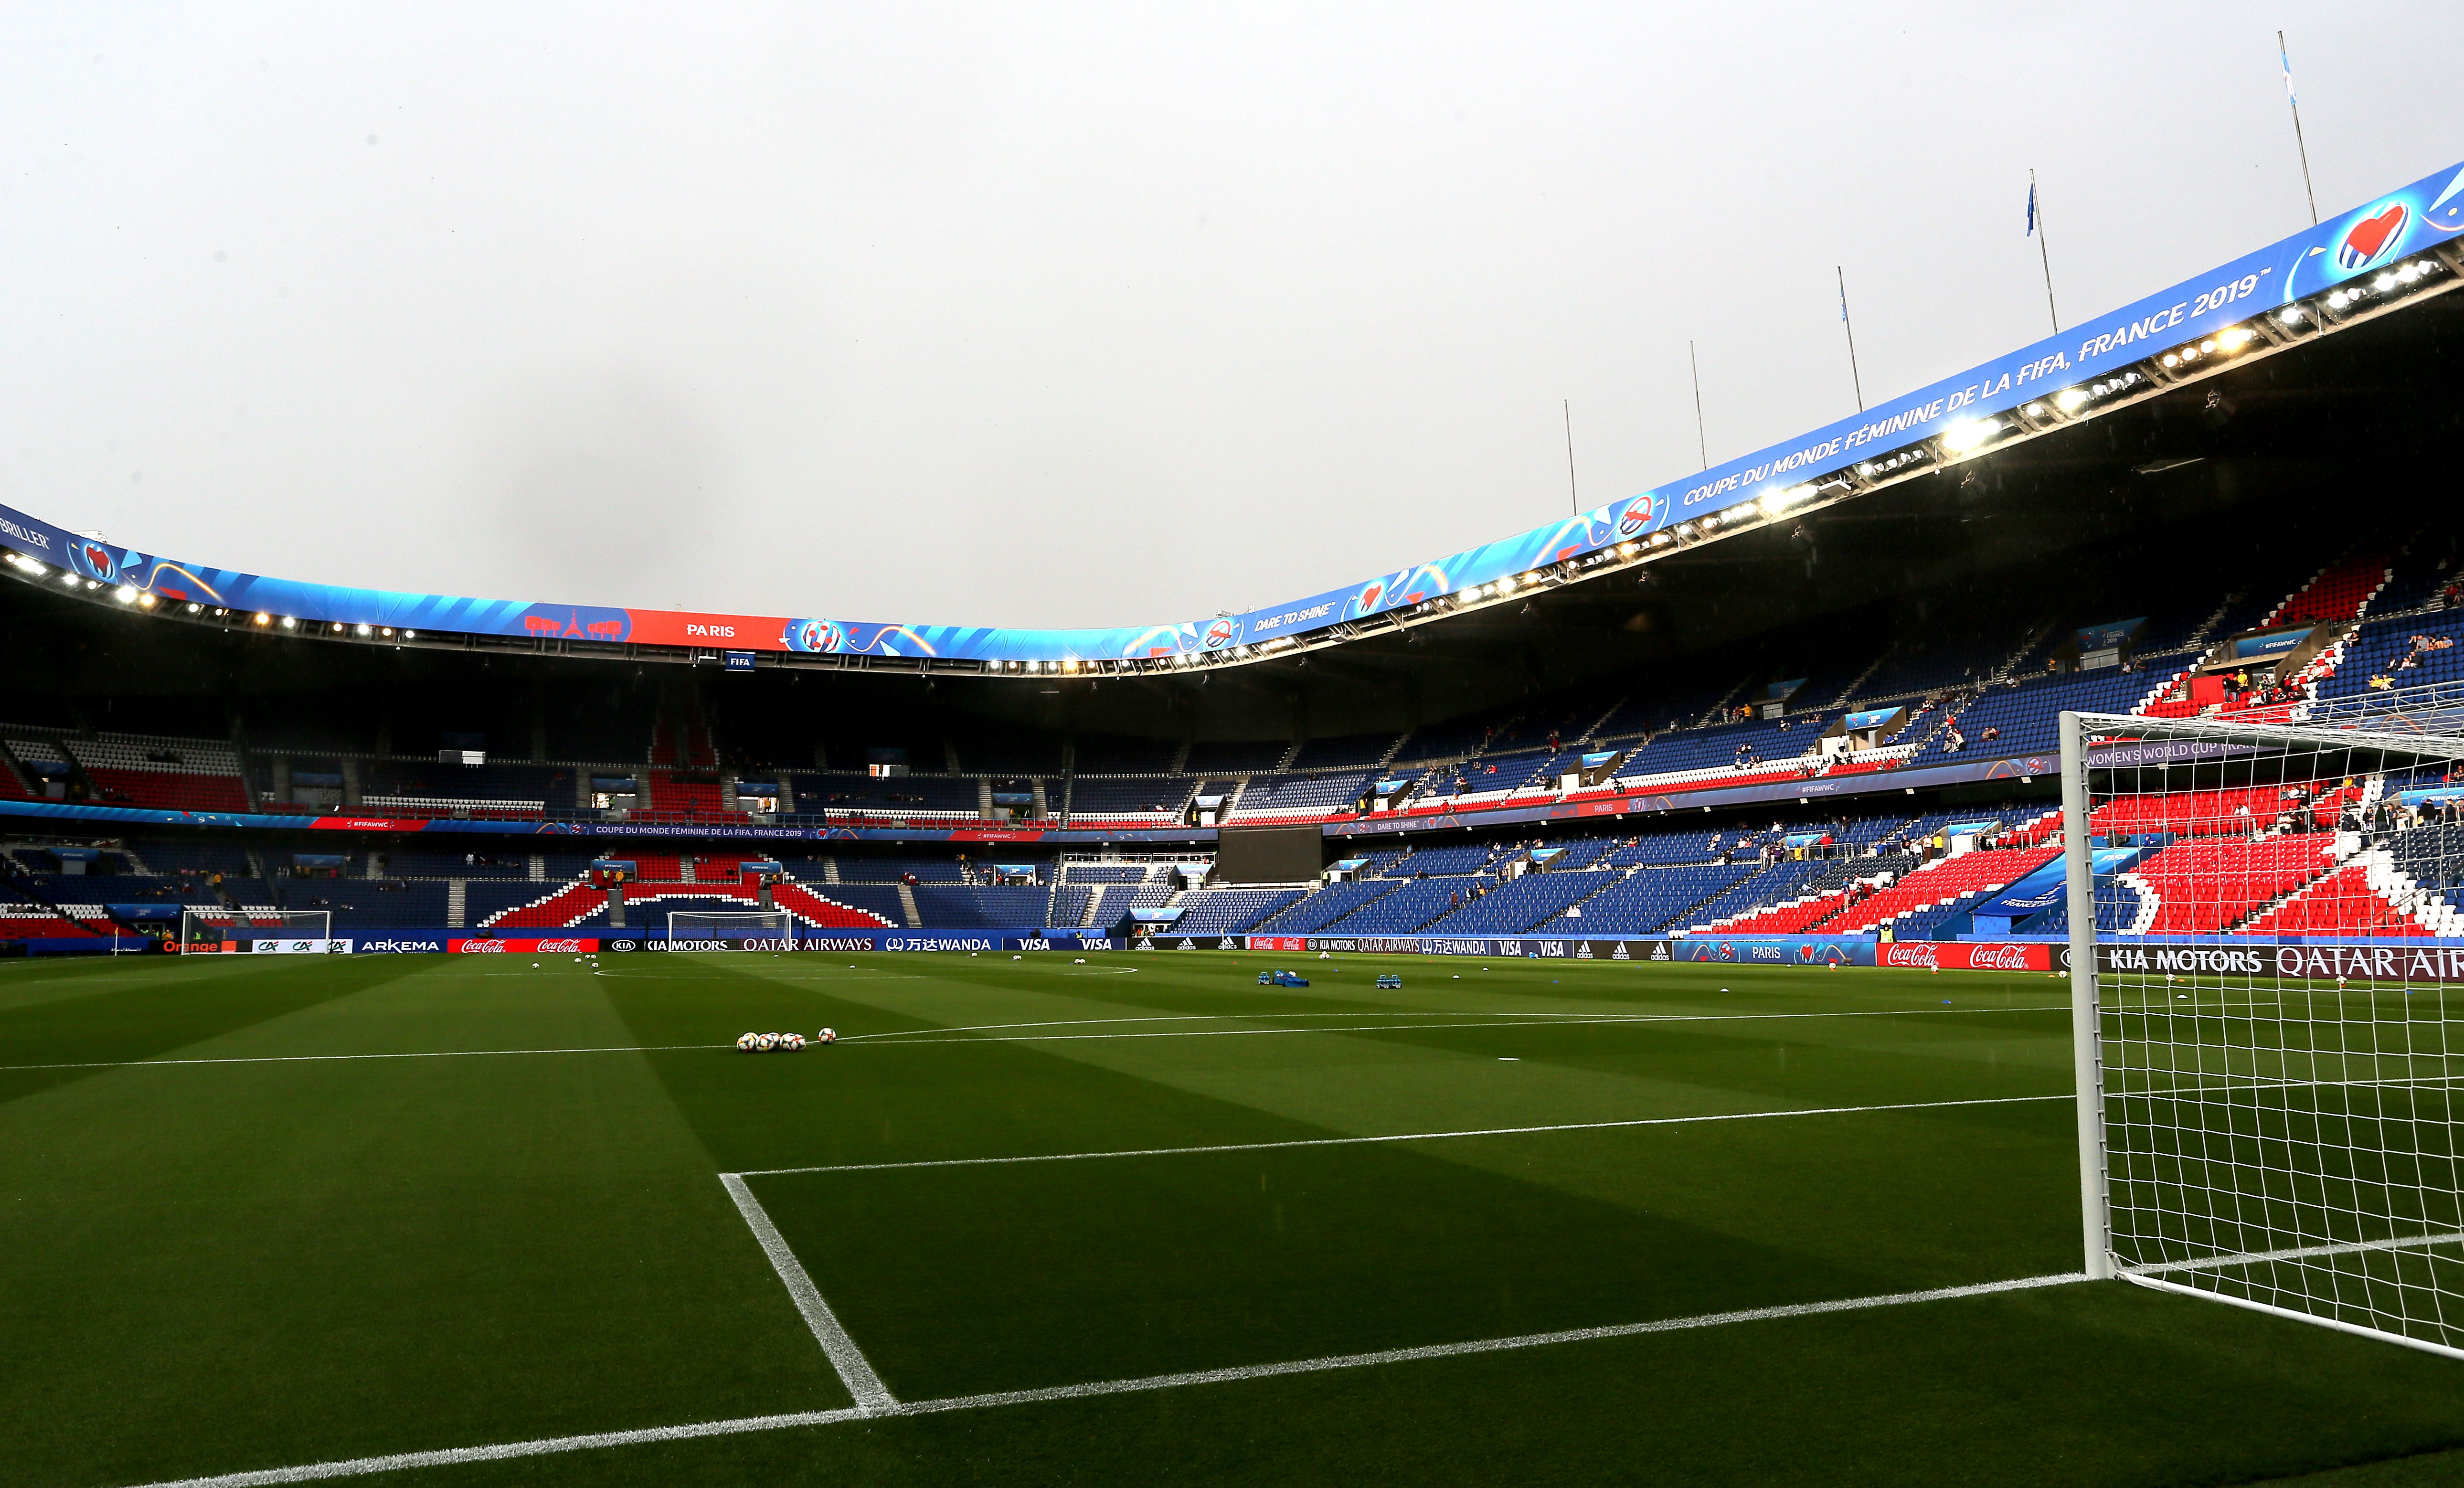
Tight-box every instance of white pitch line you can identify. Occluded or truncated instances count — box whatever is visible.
[840,1003,2064,1042]
[0,1003,2066,1076]
[716,1175,897,1414]
[0,1042,721,1075]
[891,1271,2085,1415]
[736,1091,2073,1177]
[845,1004,2070,1048]
[117,1406,874,1488]
[2127,1229,2464,1277]
[114,1271,2084,1488]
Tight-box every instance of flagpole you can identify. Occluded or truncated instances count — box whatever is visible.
[1688,341,1708,471]
[2030,170,2060,334]
[2280,31,2319,225]
[1562,398,1579,517]
[1836,266,1865,412]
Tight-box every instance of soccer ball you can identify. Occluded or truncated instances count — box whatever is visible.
[757,1032,779,1052]
[818,1028,837,1044]
[782,1032,805,1051]
[736,1032,757,1052]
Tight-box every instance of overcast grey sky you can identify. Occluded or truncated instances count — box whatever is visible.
[3,3,2457,629]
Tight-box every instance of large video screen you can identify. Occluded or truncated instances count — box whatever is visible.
[1214,825,1324,884]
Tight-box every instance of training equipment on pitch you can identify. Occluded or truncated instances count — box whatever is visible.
[178,907,335,954]
[2062,704,2464,1358]
[666,911,796,950]
[818,1028,837,1044]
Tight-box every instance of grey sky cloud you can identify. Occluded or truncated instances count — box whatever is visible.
[2,2,2456,629]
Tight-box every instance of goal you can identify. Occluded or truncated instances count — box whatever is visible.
[179,907,336,954]
[2060,705,2464,1358]
[666,910,797,950]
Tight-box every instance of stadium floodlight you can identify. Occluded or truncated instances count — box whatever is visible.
[402,629,415,638]
[184,602,199,613]
[2281,306,2306,325]
[1940,418,2003,454]
[60,571,77,585]
[2061,706,2464,1360]
[1759,484,1812,516]
[280,616,296,629]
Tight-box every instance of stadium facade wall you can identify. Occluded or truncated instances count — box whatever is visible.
[0,745,2068,844]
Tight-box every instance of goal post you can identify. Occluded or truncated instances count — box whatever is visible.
[178,907,335,953]
[665,910,796,950]
[2061,705,2464,1358]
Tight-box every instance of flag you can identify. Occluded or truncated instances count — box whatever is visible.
[2281,42,2297,105]
[2026,181,2037,237]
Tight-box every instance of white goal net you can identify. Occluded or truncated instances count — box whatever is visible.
[666,910,796,950]
[2061,706,2464,1358]
[179,908,337,953]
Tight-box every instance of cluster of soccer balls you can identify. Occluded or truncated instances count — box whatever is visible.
[737,1028,836,1052]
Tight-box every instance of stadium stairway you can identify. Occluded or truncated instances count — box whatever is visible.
[2239,857,2441,937]
[478,876,896,930]
[1810,845,2060,936]
[2126,834,2343,935]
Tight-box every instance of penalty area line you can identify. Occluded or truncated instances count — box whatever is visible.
[738,1091,2073,1177]
[119,1272,2084,1488]
[717,1175,896,1414]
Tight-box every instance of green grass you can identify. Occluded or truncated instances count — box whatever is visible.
[0,949,2459,1487]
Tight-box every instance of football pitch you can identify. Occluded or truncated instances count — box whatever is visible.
[5,949,2464,1488]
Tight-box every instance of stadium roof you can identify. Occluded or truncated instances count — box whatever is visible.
[4,157,2463,682]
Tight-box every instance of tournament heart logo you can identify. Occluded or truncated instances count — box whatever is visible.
[83,543,113,578]
[2336,202,2408,272]
[1203,616,1238,648]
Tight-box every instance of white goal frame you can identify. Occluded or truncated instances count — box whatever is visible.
[178,907,335,953]
[2061,706,2464,1359]
[666,910,797,949]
